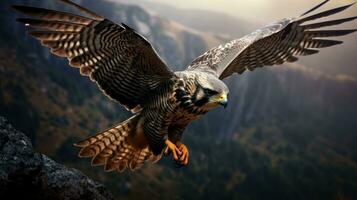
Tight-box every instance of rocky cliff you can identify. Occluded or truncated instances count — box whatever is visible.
[0,117,113,200]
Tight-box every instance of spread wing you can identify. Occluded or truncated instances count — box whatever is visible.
[13,0,174,112]
[186,0,356,79]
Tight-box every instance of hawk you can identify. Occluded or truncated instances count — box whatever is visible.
[13,0,356,172]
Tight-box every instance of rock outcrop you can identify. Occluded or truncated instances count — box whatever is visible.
[0,117,113,200]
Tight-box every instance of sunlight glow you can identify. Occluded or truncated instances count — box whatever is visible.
[137,0,356,23]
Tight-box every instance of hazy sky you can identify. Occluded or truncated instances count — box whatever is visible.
[141,0,356,23]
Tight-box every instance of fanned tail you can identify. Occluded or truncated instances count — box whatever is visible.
[74,115,161,172]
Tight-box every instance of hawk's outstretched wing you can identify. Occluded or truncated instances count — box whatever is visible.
[13,0,174,112]
[186,0,356,79]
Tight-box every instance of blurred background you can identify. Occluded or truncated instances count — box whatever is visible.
[0,0,356,199]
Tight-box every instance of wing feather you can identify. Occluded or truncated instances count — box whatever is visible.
[12,5,93,25]
[13,1,174,112]
[186,1,356,79]
[298,3,355,23]
[17,18,85,32]
[304,29,357,38]
[300,0,330,17]
[303,39,343,48]
[302,16,357,29]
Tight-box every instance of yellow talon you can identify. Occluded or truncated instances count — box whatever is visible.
[177,142,189,166]
[165,139,182,161]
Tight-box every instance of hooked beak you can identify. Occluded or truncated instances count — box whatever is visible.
[218,94,228,108]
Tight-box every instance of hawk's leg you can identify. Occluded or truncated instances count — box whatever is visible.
[165,125,189,167]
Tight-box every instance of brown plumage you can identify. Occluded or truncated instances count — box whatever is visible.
[13,0,356,172]
[74,115,160,171]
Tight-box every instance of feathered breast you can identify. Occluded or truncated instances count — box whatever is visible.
[173,78,208,118]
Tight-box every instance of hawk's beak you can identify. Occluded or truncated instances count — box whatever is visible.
[218,94,228,108]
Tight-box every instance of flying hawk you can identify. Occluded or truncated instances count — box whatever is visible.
[13,0,356,172]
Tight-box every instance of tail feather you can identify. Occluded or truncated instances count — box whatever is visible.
[74,115,160,172]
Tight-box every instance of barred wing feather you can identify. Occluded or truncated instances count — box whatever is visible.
[187,1,356,79]
[13,0,174,112]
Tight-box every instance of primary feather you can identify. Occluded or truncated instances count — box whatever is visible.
[13,1,174,112]
[187,2,356,79]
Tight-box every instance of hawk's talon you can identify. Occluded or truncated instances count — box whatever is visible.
[176,142,189,166]
[165,139,182,161]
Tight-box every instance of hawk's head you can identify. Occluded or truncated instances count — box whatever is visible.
[192,73,229,109]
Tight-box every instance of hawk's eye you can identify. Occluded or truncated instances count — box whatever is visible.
[205,89,219,96]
